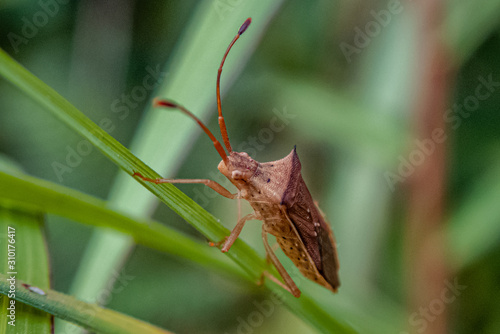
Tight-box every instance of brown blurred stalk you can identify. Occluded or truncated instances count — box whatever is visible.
[405,0,454,333]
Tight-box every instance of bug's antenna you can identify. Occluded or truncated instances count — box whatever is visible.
[217,17,252,154]
[154,99,228,164]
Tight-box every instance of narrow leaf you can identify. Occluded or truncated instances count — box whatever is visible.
[0,274,174,334]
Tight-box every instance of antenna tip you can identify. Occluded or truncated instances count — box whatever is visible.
[153,98,177,108]
[238,18,252,35]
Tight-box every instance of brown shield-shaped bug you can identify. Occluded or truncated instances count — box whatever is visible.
[134,18,340,297]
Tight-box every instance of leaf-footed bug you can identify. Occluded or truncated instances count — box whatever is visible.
[133,18,340,297]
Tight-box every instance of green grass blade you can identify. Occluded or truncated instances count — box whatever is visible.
[0,273,174,334]
[0,170,243,280]
[445,0,500,65]
[0,46,228,244]
[0,206,51,334]
[448,159,500,269]
[0,46,357,334]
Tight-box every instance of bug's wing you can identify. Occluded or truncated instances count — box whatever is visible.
[314,205,340,291]
[281,148,340,291]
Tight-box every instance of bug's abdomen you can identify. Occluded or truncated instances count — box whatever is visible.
[273,225,335,291]
[256,203,336,292]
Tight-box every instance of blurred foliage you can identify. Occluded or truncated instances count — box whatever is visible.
[1,0,500,333]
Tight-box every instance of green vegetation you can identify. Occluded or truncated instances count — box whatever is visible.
[1,1,500,333]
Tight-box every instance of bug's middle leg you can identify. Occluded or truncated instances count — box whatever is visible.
[214,213,256,252]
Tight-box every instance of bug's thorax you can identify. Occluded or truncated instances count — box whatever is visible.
[217,149,299,204]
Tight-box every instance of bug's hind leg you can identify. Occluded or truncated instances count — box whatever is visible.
[259,225,301,298]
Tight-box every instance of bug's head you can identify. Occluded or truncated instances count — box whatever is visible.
[218,151,258,186]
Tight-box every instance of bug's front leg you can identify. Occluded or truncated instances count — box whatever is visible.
[133,172,236,199]
[260,225,301,298]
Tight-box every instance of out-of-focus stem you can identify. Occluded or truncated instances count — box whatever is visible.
[405,1,453,333]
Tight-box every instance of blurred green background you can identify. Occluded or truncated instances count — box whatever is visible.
[1,0,500,333]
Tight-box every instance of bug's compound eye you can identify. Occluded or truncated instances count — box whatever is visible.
[232,170,244,179]
[231,169,253,180]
